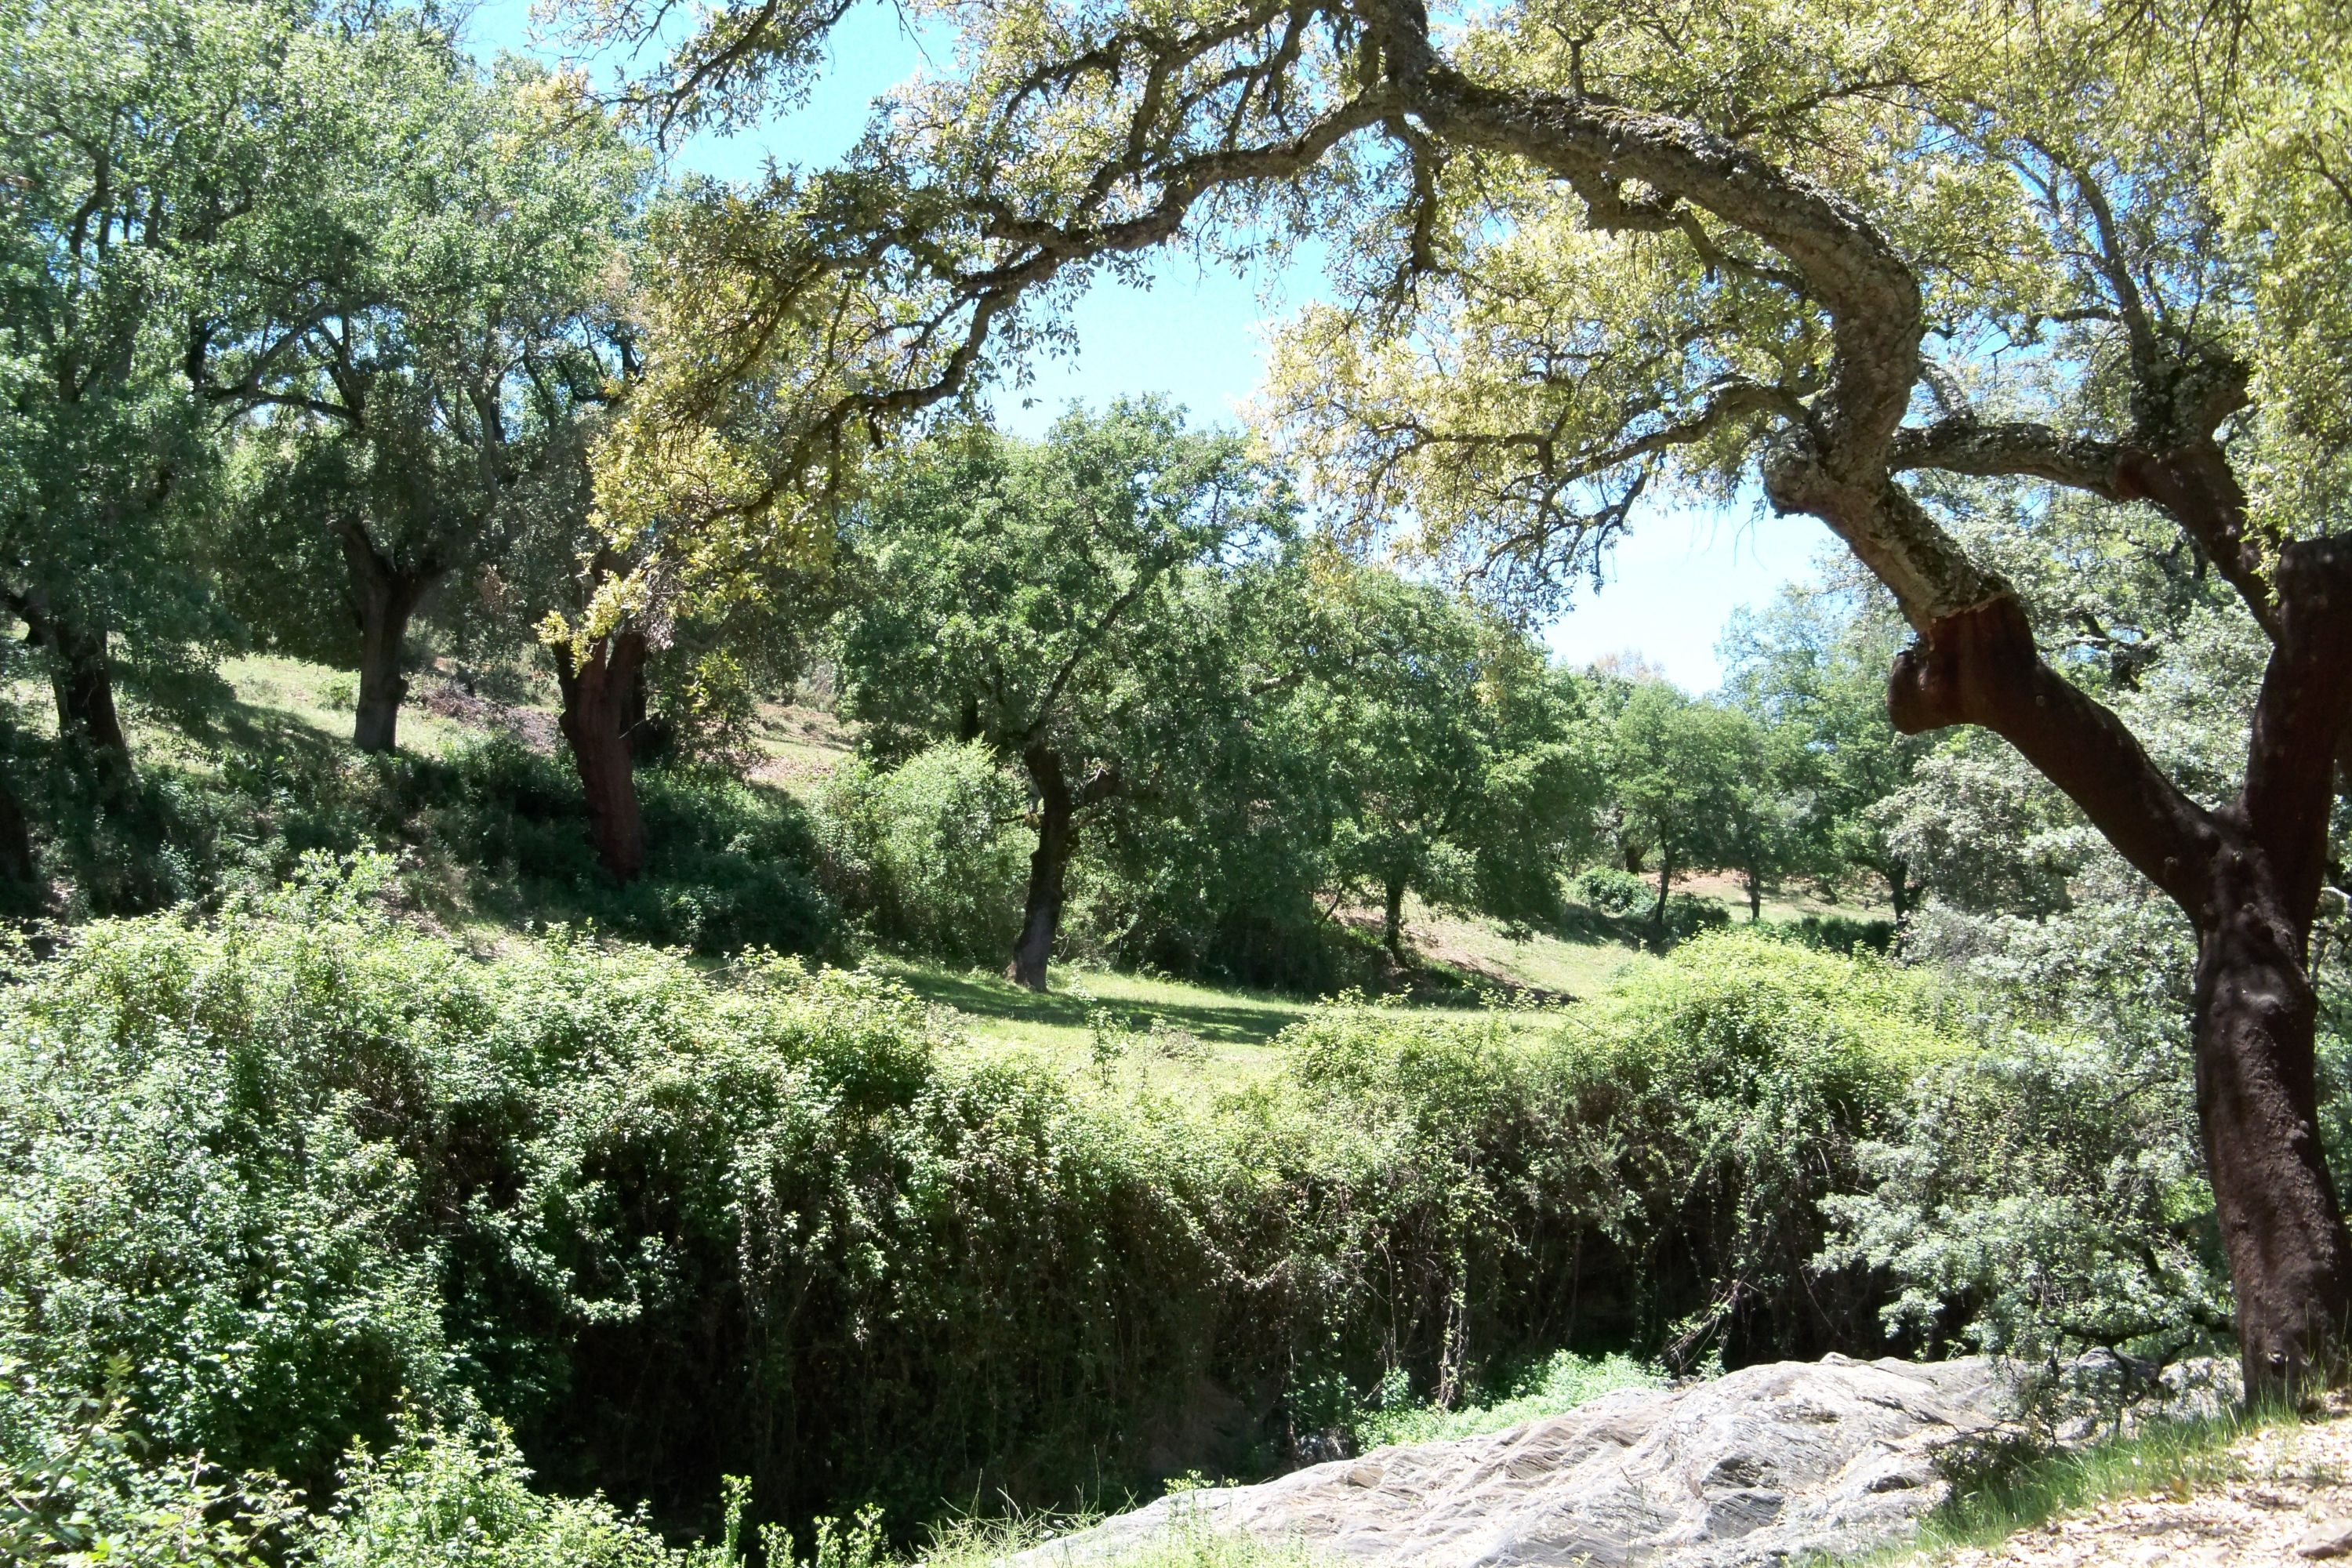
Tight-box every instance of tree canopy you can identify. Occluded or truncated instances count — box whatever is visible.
[587,0,2352,1392]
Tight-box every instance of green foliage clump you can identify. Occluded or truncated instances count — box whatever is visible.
[1350,1350,1660,1450]
[0,891,1991,1548]
[0,1367,300,1567]
[1791,914,1896,955]
[812,742,1029,964]
[310,1419,686,1568]
[1555,930,1962,1363]
[1569,866,1650,916]
[1660,892,1730,942]
[1819,1033,2226,1364]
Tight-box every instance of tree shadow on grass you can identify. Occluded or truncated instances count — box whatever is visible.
[876,961,1316,1048]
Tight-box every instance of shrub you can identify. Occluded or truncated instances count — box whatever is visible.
[1570,866,1649,916]
[311,1418,686,1568]
[1817,1031,2227,1363]
[814,742,1028,964]
[1792,913,1896,955]
[1548,930,1962,1364]
[0,1367,302,1567]
[0,887,1971,1548]
[1659,891,1730,942]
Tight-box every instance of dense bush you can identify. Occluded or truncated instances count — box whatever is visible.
[1569,866,1649,916]
[1824,884,2237,1365]
[1659,891,1730,942]
[0,889,2088,1552]
[1818,1033,2226,1363]
[811,742,1028,964]
[0,1378,706,1568]
[1792,913,1896,956]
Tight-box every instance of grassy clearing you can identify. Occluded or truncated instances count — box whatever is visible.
[11,648,1835,1073]
[880,960,1414,1080]
[1396,898,1658,998]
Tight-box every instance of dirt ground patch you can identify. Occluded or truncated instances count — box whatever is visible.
[1938,1413,2352,1568]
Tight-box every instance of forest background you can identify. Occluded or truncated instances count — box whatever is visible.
[2,0,2347,1566]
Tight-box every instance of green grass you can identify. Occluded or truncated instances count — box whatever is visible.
[1351,1351,1663,1450]
[1836,1406,2308,1566]
[1401,898,1658,999]
[877,960,1341,1081]
[875,957,1584,1082]
[215,655,499,759]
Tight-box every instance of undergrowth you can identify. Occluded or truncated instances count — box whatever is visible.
[1351,1351,1661,1449]
[1839,1406,2296,1566]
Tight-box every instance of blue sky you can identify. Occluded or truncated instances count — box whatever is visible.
[462,0,1827,688]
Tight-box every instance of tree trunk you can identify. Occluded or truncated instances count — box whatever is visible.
[1011,745,1075,991]
[13,592,130,765]
[1383,877,1408,963]
[554,630,650,882]
[2192,874,2352,1396]
[1885,858,1912,924]
[48,618,128,760]
[1746,868,1762,923]
[1887,556,2352,1399]
[1652,855,1673,935]
[336,524,441,755]
[0,756,34,889]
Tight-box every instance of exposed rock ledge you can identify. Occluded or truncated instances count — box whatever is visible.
[1010,1355,2015,1568]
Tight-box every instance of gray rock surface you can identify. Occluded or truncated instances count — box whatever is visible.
[1007,1355,2016,1567]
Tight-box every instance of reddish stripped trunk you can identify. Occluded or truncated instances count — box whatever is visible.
[554,630,651,882]
[1889,547,2352,1397]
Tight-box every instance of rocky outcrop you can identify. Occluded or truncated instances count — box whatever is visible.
[1007,1355,2016,1567]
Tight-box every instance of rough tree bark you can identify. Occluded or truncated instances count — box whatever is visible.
[13,592,130,766]
[1010,744,1118,991]
[0,755,34,890]
[1382,876,1408,963]
[1888,568,2352,1396]
[335,524,444,755]
[554,629,652,882]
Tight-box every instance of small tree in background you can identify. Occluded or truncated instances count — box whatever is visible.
[1722,579,1932,920]
[1306,564,1598,960]
[221,49,645,754]
[1605,681,1755,935]
[836,400,1288,989]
